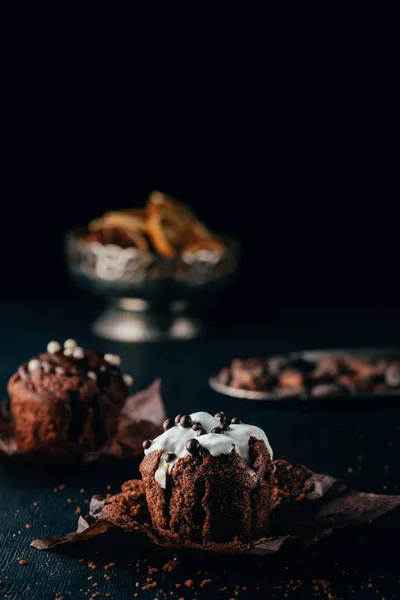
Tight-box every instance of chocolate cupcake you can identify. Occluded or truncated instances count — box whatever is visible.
[139,411,273,545]
[7,340,133,453]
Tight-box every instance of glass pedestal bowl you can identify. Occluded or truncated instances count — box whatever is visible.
[65,229,238,342]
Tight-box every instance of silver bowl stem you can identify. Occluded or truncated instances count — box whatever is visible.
[93,298,203,342]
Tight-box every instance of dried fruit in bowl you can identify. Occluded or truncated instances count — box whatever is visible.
[183,238,226,254]
[80,191,226,258]
[89,208,148,234]
[83,227,149,251]
[146,191,213,257]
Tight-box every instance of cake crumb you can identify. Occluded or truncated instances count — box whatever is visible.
[200,579,211,587]
[162,559,179,572]
[58,484,66,490]
[75,507,81,515]
[148,567,158,574]
[25,524,31,529]
[18,560,28,566]
[142,582,156,590]
[185,580,194,588]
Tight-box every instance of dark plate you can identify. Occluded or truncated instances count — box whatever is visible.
[209,347,400,404]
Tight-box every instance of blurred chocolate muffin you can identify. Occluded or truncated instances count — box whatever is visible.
[140,411,273,545]
[7,340,133,453]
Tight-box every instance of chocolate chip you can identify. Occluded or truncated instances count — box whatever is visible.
[174,413,182,424]
[197,428,207,437]
[214,412,226,424]
[142,440,152,450]
[165,452,176,462]
[179,415,192,428]
[163,418,174,431]
[211,426,223,434]
[222,423,230,431]
[191,422,202,431]
[186,439,200,455]
[230,417,242,424]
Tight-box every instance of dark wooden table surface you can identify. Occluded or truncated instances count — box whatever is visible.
[1,301,400,600]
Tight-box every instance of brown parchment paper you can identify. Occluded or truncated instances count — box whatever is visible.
[31,458,400,557]
[0,380,165,465]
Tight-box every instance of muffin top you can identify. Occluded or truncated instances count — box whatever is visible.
[9,339,132,403]
[143,411,273,488]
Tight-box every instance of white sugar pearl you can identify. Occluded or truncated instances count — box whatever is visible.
[64,339,77,349]
[47,341,61,354]
[104,353,121,366]
[28,359,41,372]
[64,348,73,357]
[123,374,133,386]
[87,371,97,381]
[72,347,85,359]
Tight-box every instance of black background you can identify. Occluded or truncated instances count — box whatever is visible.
[1,29,397,309]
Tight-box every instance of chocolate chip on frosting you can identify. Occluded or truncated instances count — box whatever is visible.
[142,411,274,491]
[165,452,176,462]
[142,439,152,450]
[163,418,174,431]
[104,353,121,367]
[174,413,182,424]
[214,412,226,424]
[123,374,133,386]
[47,341,61,354]
[28,359,41,372]
[230,417,242,424]
[179,415,192,428]
[186,438,200,455]
[211,426,223,434]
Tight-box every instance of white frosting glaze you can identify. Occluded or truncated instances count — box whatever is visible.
[144,411,273,489]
